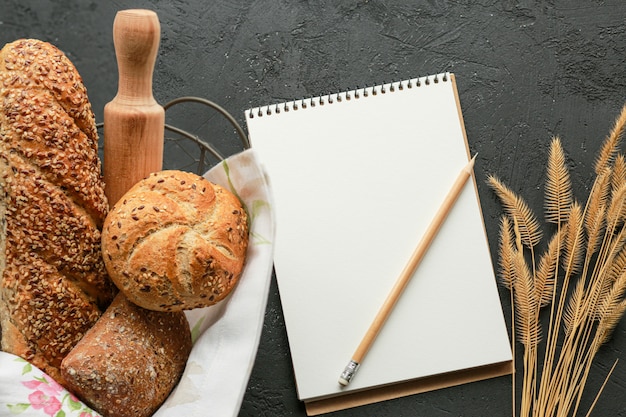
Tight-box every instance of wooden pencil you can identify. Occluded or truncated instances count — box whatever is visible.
[338,154,477,386]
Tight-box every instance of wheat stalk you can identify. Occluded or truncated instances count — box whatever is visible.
[489,103,626,417]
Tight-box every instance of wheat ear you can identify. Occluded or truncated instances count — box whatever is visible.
[594,103,626,175]
[545,137,573,224]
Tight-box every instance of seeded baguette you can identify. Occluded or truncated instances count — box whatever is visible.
[0,39,116,385]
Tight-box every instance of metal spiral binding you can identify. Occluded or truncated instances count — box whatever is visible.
[247,72,449,119]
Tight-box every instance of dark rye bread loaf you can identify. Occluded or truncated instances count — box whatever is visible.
[0,39,117,385]
[61,293,192,417]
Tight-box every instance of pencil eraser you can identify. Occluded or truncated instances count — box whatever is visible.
[338,359,359,387]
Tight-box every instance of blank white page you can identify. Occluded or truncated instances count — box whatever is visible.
[245,73,512,403]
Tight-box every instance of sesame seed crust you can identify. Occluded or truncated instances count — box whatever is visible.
[0,39,116,386]
[101,170,249,312]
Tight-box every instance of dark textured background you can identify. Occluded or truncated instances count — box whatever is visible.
[1,1,625,416]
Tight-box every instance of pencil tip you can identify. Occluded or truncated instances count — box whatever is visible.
[466,154,477,170]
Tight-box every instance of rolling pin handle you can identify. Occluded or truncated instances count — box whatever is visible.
[104,9,165,206]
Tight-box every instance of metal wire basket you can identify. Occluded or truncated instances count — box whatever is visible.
[97,96,250,175]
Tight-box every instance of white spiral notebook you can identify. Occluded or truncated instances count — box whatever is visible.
[245,73,512,415]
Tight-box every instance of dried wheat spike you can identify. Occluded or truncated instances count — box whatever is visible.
[595,298,626,347]
[563,274,587,336]
[594,103,626,175]
[535,228,564,308]
[487,174,542,248]
[513,250,541,346]
[498,216,516,289]
[584,172,610,256]
[606,182,626,230]
[545,137,572,224]
[562,202,585,276]
[610,154,626,195]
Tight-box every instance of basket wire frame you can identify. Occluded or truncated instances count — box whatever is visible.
[96,96,250,175]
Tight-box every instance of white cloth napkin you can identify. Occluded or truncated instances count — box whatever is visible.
[0,148,275,417]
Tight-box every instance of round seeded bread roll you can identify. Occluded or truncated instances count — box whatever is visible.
[101,170,249,311]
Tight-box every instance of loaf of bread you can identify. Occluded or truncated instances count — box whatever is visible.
[61,293,192,417]
[0,39,117,385]
[101,170,249,311]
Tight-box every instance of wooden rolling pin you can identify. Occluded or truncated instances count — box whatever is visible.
[104,9,164,206]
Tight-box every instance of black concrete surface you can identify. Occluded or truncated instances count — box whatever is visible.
[1,1,625,416]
